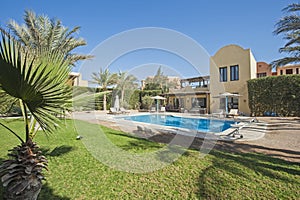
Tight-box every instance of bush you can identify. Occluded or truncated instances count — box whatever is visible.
[248,75,300,116]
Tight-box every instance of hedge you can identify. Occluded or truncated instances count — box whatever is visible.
[247,75,300,117]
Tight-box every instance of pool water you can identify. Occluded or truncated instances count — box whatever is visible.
[121,114,235,132]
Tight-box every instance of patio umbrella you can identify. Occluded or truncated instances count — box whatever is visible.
[151,95,166,112]
[213,92,242,113]
[114,95,120,111]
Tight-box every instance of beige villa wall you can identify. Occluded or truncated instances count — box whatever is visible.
[210,44,257,115]
[167,93,209,112]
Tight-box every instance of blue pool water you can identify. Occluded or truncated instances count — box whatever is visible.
[120,114,235,132]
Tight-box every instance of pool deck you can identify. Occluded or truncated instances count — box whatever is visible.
[72,110,300,162]
[72,110,266,142]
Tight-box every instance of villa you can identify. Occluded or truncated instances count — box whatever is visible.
[163,44,299,116]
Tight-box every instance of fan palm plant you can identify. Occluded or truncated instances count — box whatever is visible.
[0,30,71,199]
[271,3,300,68]
[91,68,117,111]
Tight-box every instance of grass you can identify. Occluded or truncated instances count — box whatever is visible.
[0,119,299,199]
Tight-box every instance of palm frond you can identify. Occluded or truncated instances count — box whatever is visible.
[274,15,300,35]
[0,31,71,135]
[270,57,300,68]
[283,3,300,12]
[7,10,92,66]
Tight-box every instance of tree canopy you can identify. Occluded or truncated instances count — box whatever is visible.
[271,3,300,68]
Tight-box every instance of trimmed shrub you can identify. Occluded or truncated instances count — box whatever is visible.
[248,75,300,116]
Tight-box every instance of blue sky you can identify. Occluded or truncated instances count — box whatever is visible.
[0,0,296,80]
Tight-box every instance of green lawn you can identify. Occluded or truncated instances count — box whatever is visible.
[0,119,299,199]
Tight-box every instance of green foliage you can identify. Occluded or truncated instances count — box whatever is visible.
[7,10,92,66]
[114,71,138,108]
[129,90,140,109]
[0,31,71,137]
[271,3,300,68]
[144,82,161,90]
[140,90,162,97]
[91,68,117,111]
[141,95,154,109]
[248,75,300,116]
[144,66,169,92]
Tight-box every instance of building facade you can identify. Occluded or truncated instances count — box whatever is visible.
[68,72,89,87]
[164,76,210,113]
[210,45,257,115]
[276,65,300,75]
[256,62,274,77]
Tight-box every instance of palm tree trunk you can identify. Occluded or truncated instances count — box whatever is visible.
[121,89,125,106]
[103,93,107,111]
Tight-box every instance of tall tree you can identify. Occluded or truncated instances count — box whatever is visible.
[7,10,92,66]
[144,66,168,92]
[271,3,300,68]
[0,31,71,199]
[116,71,138,106]
[91,68,117,111]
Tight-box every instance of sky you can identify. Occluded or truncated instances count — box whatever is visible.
[0,0,297,81]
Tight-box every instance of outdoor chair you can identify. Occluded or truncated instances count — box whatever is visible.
[159,106,166,113]
[120,107,130,114]
[150,107,156,112]
[226,109,239,118]
[212,109,225,118]
[108,107,120,114]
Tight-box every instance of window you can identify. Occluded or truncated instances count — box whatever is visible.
[296,68,299,74]
[191,98,207,108]
[230,65,239,81]
[219,67,227,82]
[280,70,283,75]
[257,72,267,78]
[286,69,293,74]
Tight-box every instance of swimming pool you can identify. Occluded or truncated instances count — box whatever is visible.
[120,114,235,132]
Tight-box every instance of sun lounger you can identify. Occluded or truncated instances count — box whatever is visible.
[226,109,239,118]
[120,107,130,114]
[212,109,225,118]
[150,107,156,112]
[108,107,121,114]
[159,106,166,113]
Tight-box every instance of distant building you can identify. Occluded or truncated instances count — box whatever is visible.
[256,62,274,78]
[276,65,300,75]
[68,72,88,87]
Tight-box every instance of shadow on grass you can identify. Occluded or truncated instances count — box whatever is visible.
[197,150,300,199]
[40,145,74,157]
[120,139,162,151]
[39,183,71,200]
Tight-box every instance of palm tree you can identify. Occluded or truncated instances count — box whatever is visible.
[115,71,138,106]
[7,10,92,66]
[0,31,71,199]
[271,3,300,68]
[91,68,117,111]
